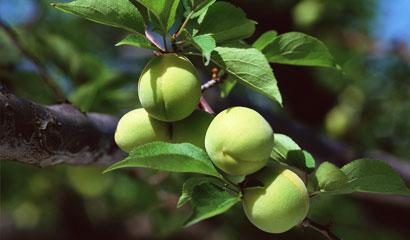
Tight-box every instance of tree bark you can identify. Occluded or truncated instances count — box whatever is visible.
[0,87,126,167]
[1,87,410,186]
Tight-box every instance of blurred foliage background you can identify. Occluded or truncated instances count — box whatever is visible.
[1,0,409,239]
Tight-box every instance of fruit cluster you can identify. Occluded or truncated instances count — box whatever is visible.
[115,53,309,234]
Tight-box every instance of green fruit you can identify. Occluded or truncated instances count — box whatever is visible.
[114,108,170,152]
[243,165,309,233]
[138,53,201,122]
[173,110,214,149]
[205,107,274,176]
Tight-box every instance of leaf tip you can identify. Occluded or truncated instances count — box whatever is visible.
[102,165,118,174]
[182,219,196,228]
[176,201,185,208]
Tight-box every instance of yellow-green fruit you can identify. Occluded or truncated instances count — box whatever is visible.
[243,166,309,233]
[138,53,201,122]
[114,108,170,152]
[205,107,274,176]
[173,110,214,148]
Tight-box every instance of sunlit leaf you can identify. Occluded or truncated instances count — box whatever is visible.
[115,34,157,50]
[213,47,282,105]
[104,142,222,178]
[341,159,410,195]
[262,32,337,68]
[52,0,145,33]
[196,2,256,43]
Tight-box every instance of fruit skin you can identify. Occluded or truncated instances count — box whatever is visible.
[114,108,171,152]
[242,165,309,233]
[138,53,201,122]
[205,107,274,176]
[172,110,214,149]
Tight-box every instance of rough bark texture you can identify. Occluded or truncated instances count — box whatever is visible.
[0,88,126,167]
[1,87,410,185]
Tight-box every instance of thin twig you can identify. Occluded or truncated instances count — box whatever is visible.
[201,79,219,92]
[201,67,225,92]
[198,96,214,114]
[0,19,65,102]
[302,218,341,240]
[199,68,222,113]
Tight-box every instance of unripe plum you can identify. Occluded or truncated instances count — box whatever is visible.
[205,107,274,176]
[114,108,171,152]
[138,54,201,122]
[243,165,309,233]
[172,110,214,149]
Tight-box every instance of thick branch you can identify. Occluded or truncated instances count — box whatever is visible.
[2,84,410,186]
[0,87,125,167]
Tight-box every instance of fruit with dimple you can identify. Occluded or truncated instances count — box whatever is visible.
[114,108,170,152]
[242,165,309,233]
[138,53,201,122]
[205,107,274,176]
[172,110,214,149]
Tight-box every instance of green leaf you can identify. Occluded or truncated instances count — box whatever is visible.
[104,142,222,178]
[252,30,278,51]
[341,159,410,195]
[192,34,216,65]
[184,181,240,227]
[315,162,350,193]
[213,47,282,104]
[196,2,256,43]
[51,0,145,33]
[270,134,315,172]
[115,34,157,50]
[219,77,237,98]
[182,0,216,18]
[271,133,300,161]
[177,177,222,208]
[262,32,337,68]
[136,0,180,31]
[287,150,316,173]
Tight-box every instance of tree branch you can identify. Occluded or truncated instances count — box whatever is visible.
[201,67,225,92]
[0,19,66,102]
[0,87,125,167]
[198,96,214,114]
[201,79,220,92]
[2,82,410,187]
[302,218,341,240]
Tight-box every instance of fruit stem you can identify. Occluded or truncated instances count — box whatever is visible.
[302,218,341,240]
[222,179,241,194]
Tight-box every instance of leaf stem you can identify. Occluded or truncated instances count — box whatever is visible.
[173,11,194,40]
[302,218,341,240]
